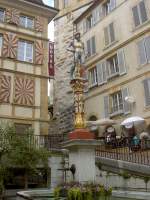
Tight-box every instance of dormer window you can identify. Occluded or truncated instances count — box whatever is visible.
[0,8,5,22]
[19,15,34,29]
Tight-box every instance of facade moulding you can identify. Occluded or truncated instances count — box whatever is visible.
[0,68,49,80]
[0,115,49,123]
[85,71,150,101]
[0,25,49,42]
[74,0,127,24]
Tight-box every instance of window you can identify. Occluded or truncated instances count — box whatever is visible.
[63,0,68,8]
[0,35,2,56]
[15,123,32,134]
[86,14,93,30]
[92,5,102,25]
[103,88,130,118]
[19,15,34,29]
[137,36,150,65]
[86,36,96,57]
[132,0,148,27]
[97,49,126,85]
[0,8,5,22]
[88,67,97,88]
[104,22,115,46]
[111,91,123,114]
[102,0,116,16]
[18,40,33,63]
[107,54,119,78]
[143,78,150,106]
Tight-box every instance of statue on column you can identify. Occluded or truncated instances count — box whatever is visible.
[67,32,85,79]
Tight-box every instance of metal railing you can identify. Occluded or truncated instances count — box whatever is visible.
[0,134,66,152]
[28,134,66,150]
[96,137,150,166]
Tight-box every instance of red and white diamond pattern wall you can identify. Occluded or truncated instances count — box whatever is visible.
[14,77,34,106]
[0,75,11,103]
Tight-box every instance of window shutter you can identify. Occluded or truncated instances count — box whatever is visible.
[97,62,103,85]
[92,9,97,25]
[109,22,115,43]
[104,95,110,118]
[132,6,140,27]
[139,1,148,23]
[104,26,109,46]
[102,61,107,83]
[91,36,96,55]
[2,32,18,58]
[87,39,91,56]
[6,8,20,25]
[83,19,87,33]
[83,70,89,93]
[117,49,126,75]
[97,61,107,85]
[137,39,147,65]
[145,36,150,63]
[35,17,43,32]
[109,0,116,11]
[122,88,131,114]
[18,41,25,61]
[0,36,2,56]
[143,79,150,106]
[35,40,44,65]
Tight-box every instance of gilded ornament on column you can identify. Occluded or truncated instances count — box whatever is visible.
[68,32,88,129]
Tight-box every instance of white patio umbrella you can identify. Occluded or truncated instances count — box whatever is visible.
[121,116,145,128]
[86,118,117,127]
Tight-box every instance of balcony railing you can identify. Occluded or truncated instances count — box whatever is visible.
[96,137,150,166]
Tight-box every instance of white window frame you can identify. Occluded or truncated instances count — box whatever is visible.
[0,8,5,22]
[19,15,34,29]
[18,40,33,63]
[88,67,97,88]
[86,14,93,30]
[86,36,96,57]
[104,22,115,46]
[111,91,123,115]
[63,0,68,8]
[132,0,148,27]
[102,0,116,16]
[107,54,119,78]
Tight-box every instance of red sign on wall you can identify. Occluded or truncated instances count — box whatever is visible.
[48,41,54,78]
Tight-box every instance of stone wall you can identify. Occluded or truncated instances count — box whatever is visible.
[49,105,74,135]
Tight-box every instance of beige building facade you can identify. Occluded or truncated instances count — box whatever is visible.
[74,0,150,129]
[0,0,58,135]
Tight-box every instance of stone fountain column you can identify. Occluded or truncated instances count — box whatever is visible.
[62,60,100,182]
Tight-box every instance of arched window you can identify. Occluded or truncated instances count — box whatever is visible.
[88,115,99,139]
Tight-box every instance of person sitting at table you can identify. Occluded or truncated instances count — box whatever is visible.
[104,126,117,147]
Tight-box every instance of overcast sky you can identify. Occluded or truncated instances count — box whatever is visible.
[43,0,54,41]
